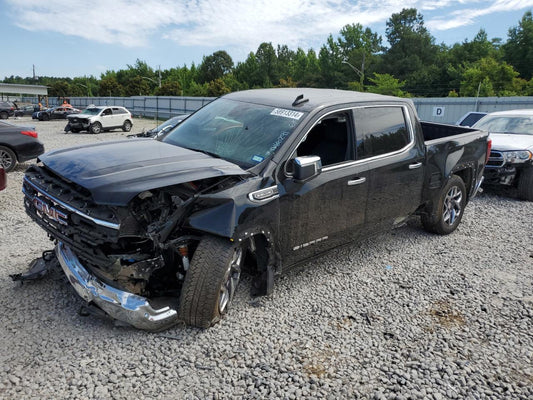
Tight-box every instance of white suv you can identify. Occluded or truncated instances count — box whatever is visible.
[65,105,133,134]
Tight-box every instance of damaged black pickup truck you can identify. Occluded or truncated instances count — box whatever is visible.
[20,89,490,331]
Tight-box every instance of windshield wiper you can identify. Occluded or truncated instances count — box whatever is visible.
[183,146,221,159]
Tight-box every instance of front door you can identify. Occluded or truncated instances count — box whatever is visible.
[278,111,368,267]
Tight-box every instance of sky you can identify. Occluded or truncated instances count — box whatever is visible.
[1,0,533,80]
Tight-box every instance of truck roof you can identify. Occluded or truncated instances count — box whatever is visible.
[224,88,411,112]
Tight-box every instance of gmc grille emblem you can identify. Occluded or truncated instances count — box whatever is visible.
[33,197,68,225]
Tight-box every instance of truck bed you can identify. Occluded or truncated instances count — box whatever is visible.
[421,121,480,141]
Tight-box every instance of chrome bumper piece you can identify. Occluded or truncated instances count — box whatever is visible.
[55,242,179,331]
[471,175,484,199]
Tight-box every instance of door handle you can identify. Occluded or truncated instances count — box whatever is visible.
[409,162,422,169]
[347,177,366,186]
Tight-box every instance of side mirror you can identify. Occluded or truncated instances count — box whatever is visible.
[293,156,322,181]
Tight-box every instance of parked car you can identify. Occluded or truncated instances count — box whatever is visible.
[0,101,15,119]
[129,114,190,138]
[473,109,533,200]
[38,106,81,121]
[20,88,489,331]
[0,167,6,190]
[15,105,38,117]
[65,105,133,134]
[456,111,487,127]
[0,121,44,172]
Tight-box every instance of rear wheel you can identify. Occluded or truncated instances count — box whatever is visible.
[517,167,533,201]
[122,120,132,132]
[90,122,102,134]
[179,236,243,328]
[422,175,466,235]
[0,146,17,172]
[1,111,9,119]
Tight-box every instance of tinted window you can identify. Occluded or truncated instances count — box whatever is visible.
[354,107,410,159]
[295,112,352,166]
[459,112,486,126]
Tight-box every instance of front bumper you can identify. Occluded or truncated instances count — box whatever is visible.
[55,242,179,331]
[483,165,518,185]
[67,119,91,129]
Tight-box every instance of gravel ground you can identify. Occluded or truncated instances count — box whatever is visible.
[0,117,532,399]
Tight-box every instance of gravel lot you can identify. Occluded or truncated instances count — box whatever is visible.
[0,116,532,399]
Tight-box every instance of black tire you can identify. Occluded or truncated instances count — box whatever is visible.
[41,113,50,121]
[422,175,466,235]
[71,128,80,133]
[122,120,132,132]
[517,167,533,201]
[0,111,8,119]
[179,236,243,328]
[90,122,102,134]
[0,146,17,172]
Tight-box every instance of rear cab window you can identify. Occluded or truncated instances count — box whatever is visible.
[353,106,412,160]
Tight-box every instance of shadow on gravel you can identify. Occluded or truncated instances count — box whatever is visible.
[480,184,521,200]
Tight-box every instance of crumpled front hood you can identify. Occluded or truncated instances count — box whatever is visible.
[39,139,248,205]
[489,133,533,151]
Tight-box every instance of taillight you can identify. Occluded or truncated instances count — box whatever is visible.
[21,130,38,138]
[485,139,492,164]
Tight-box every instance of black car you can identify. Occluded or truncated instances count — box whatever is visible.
[0,101,15,119]
[38,106,81,121]
[0,121,45,172]
[15,105,38,117]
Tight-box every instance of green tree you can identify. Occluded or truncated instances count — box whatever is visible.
[459,57,520,96]
[99,75,123,97]
[234,52,261,88]
[255,42,278,86]
[338,23,383,88]
[503,11,533,79]
[197,51,234,84]
[382,8,439,95]
[48,81,70,97]
[318,35,346,88]
[207,78,231,96]
[276,44,296,81]
[367,73,409,97]
[155,81,182,96]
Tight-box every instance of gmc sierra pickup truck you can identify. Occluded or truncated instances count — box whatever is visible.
[21,89,490,330]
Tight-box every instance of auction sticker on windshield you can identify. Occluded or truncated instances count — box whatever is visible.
[271,108,304,120]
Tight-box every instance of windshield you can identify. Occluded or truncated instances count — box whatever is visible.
[473,115,533,135]
[161,98,306,168]
[81,108,102,115]
[154,116,186,133]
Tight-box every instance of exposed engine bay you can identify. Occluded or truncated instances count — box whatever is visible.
[23,163,244,298]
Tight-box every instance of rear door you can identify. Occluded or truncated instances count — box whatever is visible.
[352,105,425,232]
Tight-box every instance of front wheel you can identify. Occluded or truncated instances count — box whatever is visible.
[517,167,533,201]
[122,120,132,132]
[0,146,17,172]
[0,111,8,119]
[179,236,243,328]
[422,175,466,235]
[90,122,102,134]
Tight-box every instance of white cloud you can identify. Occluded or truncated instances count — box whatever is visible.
[5,0,533,51]
[427,0,533,31]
